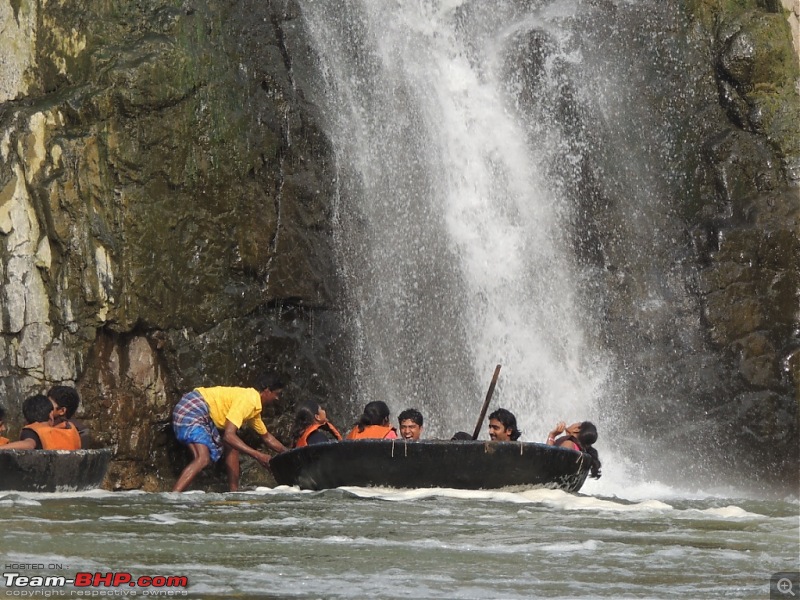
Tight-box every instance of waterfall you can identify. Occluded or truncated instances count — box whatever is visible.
[299,0,615,439]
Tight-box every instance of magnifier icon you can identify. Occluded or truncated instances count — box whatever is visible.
[778,578,796,596]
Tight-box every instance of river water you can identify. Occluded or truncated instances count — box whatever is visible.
[1,480,798,599]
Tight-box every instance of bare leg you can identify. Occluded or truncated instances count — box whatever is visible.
[172,443,211,492]
[224,445,241,492]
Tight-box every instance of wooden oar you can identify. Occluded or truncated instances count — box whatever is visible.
[471,364,502,440]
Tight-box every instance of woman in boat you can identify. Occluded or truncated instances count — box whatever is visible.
[547,421,602,479]
[292,400,343,448]
[346,401,399,440]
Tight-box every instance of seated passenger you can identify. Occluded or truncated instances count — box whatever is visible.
[487,408,521,441]
[292,400,343,448]
[346,401,398,440]
[450,431,473,441]
[398,408,424,441]
[0,405,9,445]
[48,385,91,447]
[547,421,602,478]
[0,394,81,450]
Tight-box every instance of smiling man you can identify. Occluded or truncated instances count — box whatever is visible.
[487,408,522,442]
[398,408,424,441]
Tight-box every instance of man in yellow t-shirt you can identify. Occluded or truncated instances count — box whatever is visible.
[171,375,289,492]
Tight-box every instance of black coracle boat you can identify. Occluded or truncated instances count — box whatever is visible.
[269,439,591,492]
[0,448,112,492]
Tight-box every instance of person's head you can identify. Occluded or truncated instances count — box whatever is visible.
[576,421,601,479]
[356,401,391,431]
[575,421,597,447]
[255,373,286,404]
[488,408,521,441]
[22,394,56,426]
[398,408,423,440]
[294,400,328,427]
[48,385,80,420]
[450,431,472,441]
[292,399,327,442]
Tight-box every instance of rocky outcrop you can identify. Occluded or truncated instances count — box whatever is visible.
[0,0,349,490]
[499,0,798,491]
[686,0,799,488]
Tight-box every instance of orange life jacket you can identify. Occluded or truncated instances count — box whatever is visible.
[23,421,82,450]
[295,422,343,448]
[346,424,397,440]
[0,436,9,445]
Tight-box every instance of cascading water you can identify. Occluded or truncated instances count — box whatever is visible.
[299,0,610,440]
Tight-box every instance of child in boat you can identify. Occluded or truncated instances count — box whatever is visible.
[0,405,9,445]
[547,421,602,479]
[292,400,342,448]
[346,401,398,440]
[0,394,81,450]
[48,385,91,447]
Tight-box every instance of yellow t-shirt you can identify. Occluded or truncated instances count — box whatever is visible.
[195,387,267,436]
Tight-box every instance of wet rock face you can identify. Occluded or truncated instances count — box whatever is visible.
[0,0,350,489]
[499,0,798,491]
[692,1,799,488]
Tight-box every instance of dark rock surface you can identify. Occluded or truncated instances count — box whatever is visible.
[0,0,350,490]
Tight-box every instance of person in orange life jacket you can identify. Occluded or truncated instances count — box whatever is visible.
[292,400,342,448]
[0,395,81,450]
[346,401,398,440]
[48,385,91,447]
[171,374,289,493]
[0,405,9,445]
[547,420,602,479]
[487,408,521,441]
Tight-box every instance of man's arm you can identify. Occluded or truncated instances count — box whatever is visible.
[260,432,288,454]
[221,420,270,467]
[0,438,37,450]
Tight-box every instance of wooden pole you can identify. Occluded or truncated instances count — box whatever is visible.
[471,364,502,440]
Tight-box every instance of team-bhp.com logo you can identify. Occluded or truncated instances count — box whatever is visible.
[3,572,188,596]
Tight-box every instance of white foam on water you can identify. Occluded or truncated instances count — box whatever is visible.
[252,484,317,495]
[323,483,771,522]
[693,505,764,519]
[0,489,114,502]
[0,495,42,506]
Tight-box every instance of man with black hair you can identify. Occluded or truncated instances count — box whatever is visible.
[487,408,522,442]
[171,375,289,492]
[398,408,424,441]
[48,385,91,446]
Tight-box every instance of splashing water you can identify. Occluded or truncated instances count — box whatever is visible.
[300,0,609,440]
